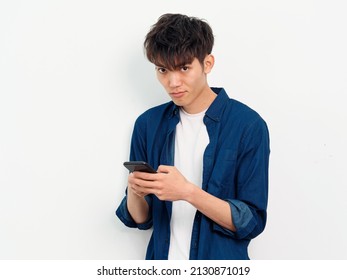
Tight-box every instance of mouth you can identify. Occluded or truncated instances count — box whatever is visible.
[170,91,186,99]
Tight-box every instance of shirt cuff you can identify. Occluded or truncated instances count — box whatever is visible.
[213,199,257,239]
[115,196,152,230]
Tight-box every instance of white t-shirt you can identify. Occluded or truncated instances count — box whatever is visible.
[168,108,209,260]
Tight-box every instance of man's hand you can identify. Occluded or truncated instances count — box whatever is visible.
[128,165,194,201]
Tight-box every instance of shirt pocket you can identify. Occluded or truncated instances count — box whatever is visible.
[207,149,237,198]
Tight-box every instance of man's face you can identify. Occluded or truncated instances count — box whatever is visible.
[155,56,214,114]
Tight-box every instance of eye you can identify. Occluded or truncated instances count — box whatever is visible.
[156,67,167,74]
[181,66,189,72]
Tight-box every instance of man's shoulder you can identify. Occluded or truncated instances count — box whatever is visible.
[221,97,268,134]
[136,101,175,123]
[145,101,175,114]
[211,87,264,123]
[226,97,263,119]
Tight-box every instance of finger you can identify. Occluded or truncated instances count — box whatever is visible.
[128,172,136,184]
[131,183,153,196]
[133,171,157,181]
[132,189,146,197]
[157,165,172,173]
[129,184,145,197]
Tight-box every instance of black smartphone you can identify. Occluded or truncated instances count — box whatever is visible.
[123,161,157,173]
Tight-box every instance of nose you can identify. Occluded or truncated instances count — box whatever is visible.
[168,72,182,88]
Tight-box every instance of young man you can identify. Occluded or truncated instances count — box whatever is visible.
[116,13,270,260]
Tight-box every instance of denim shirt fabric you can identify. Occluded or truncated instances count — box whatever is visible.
[116,87,270,260]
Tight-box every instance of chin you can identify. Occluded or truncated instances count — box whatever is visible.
[171,98,187,106]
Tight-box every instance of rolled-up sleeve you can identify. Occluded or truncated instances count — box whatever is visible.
[116,195,153,230]
[212,199,259,239]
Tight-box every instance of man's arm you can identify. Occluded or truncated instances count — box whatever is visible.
[126,172,150,224]
[186,183,236,232]
[130,165,236,231]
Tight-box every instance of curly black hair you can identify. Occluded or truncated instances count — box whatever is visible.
[144,13,214,70]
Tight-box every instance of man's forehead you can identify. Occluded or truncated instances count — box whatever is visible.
[154,56,195,69]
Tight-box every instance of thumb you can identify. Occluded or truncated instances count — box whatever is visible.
[157,165,172,174]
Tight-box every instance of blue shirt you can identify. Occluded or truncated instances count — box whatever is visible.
[116,87,270,260]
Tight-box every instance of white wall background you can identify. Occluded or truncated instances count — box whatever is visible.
[1,0,346,260]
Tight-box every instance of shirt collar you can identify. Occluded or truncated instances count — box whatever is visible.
[205,87,229,122]
[167,87,229,121]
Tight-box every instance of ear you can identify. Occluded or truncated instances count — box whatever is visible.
[203,54,215,74]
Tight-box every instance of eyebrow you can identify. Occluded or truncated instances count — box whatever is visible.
[155,62,190,70]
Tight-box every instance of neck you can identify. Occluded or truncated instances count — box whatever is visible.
[183,87,217,114]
